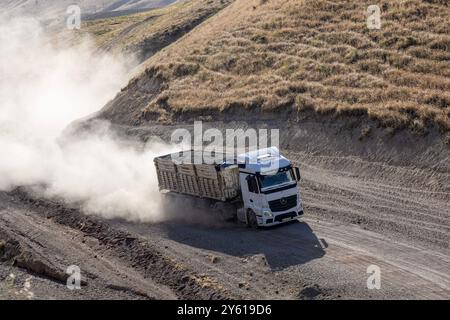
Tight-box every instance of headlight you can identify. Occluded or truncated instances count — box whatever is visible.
[263,210,273,218]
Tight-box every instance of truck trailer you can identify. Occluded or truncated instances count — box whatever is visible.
[154,147,304,227]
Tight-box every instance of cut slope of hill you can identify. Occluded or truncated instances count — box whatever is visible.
[97,0,450,135]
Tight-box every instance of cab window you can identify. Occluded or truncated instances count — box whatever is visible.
[247,175,259,193]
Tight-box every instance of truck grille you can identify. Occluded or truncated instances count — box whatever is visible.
[269,195,297,212]
[274,211,298,222]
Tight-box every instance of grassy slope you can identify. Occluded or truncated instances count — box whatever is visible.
[100,0,450,134]
[76,0,233,61]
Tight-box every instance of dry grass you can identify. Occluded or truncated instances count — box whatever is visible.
[68,0,233,60]
[135,0,450,132]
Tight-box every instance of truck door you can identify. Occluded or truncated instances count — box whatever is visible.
[239,173,262,215]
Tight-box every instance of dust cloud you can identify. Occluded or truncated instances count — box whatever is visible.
[0,15,174,222]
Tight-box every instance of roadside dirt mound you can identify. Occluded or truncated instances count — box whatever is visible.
[1,188,233,299]
[0,232,68,285]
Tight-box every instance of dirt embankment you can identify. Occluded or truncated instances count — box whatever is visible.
[0,190,231,300]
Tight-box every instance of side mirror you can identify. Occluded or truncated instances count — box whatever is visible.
[294,167,301,181]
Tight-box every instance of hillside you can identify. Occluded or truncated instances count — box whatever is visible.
[77,0,234,61]
[96,0,450,137]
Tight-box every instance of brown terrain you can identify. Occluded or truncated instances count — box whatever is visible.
[1,0,449,300]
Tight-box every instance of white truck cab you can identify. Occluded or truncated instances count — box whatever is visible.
[236,147,303,227]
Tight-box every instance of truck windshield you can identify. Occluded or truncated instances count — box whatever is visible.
[259,170,295,190]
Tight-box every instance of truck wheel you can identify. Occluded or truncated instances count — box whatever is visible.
[246,210,258,229]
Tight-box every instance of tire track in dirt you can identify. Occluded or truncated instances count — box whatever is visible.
[115,214,449,299]
[303,219,450,299]
[286,151,450,249]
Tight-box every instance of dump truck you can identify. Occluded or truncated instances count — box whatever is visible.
[154,147,304,227]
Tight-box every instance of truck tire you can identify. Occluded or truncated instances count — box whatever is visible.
[246,210,258,229]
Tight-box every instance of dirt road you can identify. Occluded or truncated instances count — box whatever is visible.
[0,150,449,299]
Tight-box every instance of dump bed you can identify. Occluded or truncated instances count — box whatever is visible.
[154,151,240,201]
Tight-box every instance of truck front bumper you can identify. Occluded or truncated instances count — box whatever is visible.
[259,209,304,227]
